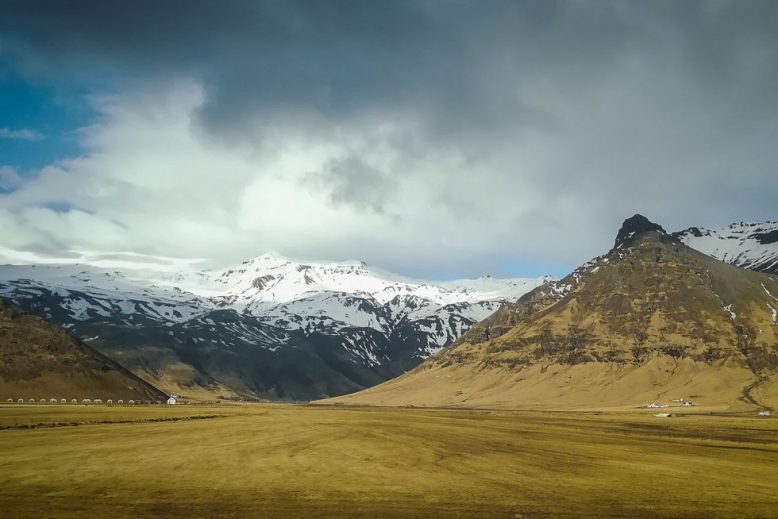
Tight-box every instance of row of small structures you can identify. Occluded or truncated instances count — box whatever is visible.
[6,396,177,405]
[643,398,773,418]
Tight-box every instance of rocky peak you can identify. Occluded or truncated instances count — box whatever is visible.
[614,214,667,249]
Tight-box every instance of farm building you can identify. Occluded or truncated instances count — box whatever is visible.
[71,399,77,404]
[166,396,177,405]
[60,399,67,404]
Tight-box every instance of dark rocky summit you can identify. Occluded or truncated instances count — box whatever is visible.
[614,214,668,249]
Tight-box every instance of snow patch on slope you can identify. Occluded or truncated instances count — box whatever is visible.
[0,254,551,366]
[676,221,778,274]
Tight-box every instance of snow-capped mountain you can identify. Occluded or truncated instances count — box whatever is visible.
[674,221,778,274]
[0,254,549,400]
[158,253,544,334]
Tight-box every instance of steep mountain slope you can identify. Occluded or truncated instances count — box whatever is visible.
[675,221,778,274]
[0,300,166,402]
[0,257,547,400]
[326,215,778,411]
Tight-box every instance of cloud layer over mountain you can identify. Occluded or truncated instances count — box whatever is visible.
[0,1,776,277]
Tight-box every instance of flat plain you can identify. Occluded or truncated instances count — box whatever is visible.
[0,404,776,518]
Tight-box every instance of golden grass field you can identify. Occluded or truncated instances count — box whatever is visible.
[0,404,777,518]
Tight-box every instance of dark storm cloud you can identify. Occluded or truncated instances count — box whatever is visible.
[313,156,396,214]
[0,2,695,133]
[1,1,777,274]
[3,1,777,147]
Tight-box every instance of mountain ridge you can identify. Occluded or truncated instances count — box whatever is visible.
[324,216,778,411]
[3,217,776,403]
[0,255,549,400]
[674,220,778,274]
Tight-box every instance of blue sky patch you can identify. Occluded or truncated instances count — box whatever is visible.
[0,65,89,173]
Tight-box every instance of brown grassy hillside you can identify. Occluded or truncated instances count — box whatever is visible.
[325,216,778,411]
[0,300,166,402]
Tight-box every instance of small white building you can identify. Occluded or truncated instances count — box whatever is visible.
[758,410,772,417]
[166,396,177,405]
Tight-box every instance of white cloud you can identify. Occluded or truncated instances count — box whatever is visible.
[0,75,776,278]
[0,245,203,271]
[0,166,22,190]
[0,127,43,141]
[1,3,776,277]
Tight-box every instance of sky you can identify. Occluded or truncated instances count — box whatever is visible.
[0,1,776,279]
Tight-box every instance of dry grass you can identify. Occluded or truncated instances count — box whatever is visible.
[0,404,229,429]
[325,356,777,412]
[1,404,776,518]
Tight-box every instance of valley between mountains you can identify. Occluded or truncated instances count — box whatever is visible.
[1,217,776,408]
[0,253,547,400]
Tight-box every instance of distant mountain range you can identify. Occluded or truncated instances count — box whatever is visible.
[674,221,778,274]
[0,255,547,400]
[2,219,776,404]
[328,216,778,411]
